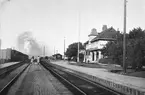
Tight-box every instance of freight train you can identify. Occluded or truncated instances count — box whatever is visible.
[0,48,29,63]
[10,49,29,62]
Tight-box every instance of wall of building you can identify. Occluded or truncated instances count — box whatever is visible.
[84,50,103,63]
[85,40,108,63]
[86,40,108,50]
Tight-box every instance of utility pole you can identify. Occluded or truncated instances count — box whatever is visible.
[54,46,55,55]
[77,12,80,63]
[0,39,2,64]
[64,37,65,60]
[123,0,127,73]
[43,46,45,57]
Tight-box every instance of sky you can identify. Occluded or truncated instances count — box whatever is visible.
[0,0,145,56]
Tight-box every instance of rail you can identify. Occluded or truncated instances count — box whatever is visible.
[41,61,122,95]
[0,63,30,95]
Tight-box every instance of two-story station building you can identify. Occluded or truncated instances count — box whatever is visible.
[83,25,118,63]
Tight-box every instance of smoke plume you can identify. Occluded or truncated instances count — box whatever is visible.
[17,31,42,56]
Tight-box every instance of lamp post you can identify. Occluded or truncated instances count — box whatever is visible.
[123,0,127,73]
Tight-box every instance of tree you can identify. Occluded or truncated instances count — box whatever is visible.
[102,27,145,70]
[127,28,145,70]
[65,42,84,61]
[102,33,123,66]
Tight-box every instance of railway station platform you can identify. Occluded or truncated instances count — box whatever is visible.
[51,60,145,95]
[0,62,19,69]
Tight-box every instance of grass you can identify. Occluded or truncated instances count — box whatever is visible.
[69,62,103,68]
[99,58,114,64]
[69,60,145,78]
[127,71,145,78]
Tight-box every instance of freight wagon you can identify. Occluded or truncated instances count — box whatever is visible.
[11,50,28,62]
[0,48,28,64]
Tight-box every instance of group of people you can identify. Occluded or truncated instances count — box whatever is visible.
[31,56,40,64]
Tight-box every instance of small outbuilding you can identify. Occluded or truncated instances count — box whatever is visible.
[53,53,62,60]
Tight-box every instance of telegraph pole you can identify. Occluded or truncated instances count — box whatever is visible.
[0,39,2,64]
[64,37,65,60]
[77,12,80,62]
[43,46,45,57]
[54,46,55,55]
[123,0,127,73]
[56,50,58,54]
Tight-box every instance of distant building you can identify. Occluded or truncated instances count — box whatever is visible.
[0,48,11,60]
[83,25,117,63]
[53,53,62,60]
[0,48,12,64]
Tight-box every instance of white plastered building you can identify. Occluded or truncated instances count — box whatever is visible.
[83,25,117,63]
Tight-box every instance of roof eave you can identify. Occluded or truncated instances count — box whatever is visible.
[91,38,116,43]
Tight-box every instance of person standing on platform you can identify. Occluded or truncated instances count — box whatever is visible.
[31,56,34,64]
[37,56,40,65]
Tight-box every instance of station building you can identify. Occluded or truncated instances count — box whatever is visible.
[83,25,118,63]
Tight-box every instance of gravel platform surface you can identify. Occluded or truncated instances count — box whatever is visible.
[7,63,73,95]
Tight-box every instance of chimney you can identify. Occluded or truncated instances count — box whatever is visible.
[102,25,107,31]
[88,28,97,36]
[91,28,97,33]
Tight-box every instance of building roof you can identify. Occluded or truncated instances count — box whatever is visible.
[91,27,117,42]
[84,41,89,45]
[53,53,62,56]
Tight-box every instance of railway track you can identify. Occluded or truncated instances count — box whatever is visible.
[0,63,30,95]
[41,61,123,95]
[0,62,22,76]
